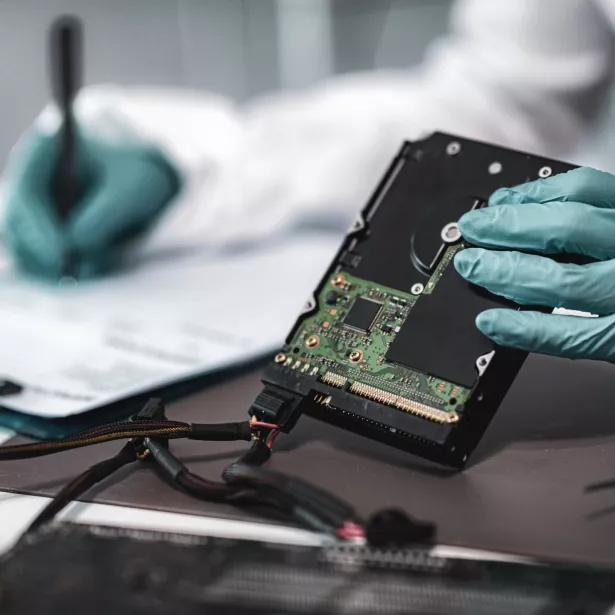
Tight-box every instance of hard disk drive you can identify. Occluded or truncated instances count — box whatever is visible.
[251,133,574,467]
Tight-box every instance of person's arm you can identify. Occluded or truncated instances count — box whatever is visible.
[135,0,615,254]
[6,0,614,261]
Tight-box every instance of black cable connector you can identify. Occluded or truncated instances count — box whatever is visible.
[189,421,252,442]
[132,398,166,422]
[365,508,436,547]
[145,438,184,481]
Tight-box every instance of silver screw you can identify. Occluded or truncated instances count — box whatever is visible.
[411,283,424,295]
[539,166,552,178]
[446,141,461,156]
[488,161,503,175]
[441,222,461,243]
[476,350,495,376]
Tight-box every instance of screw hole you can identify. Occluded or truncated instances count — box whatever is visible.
[447,141,461,156]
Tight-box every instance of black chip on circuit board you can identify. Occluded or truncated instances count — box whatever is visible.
[343,297,382,333]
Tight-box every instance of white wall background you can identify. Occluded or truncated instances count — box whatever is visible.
[0,0,453,166]
[1,0,612,169]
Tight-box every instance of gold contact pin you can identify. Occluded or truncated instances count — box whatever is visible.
[306,335,320,349]
[349,381,457,424]
[349,350,363,364]
[321,371,348,388]
[331,274,346,288]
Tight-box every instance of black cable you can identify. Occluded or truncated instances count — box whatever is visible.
[233,439,272,467]
[145,437,345,532]
[0,420,252,461]
[60,419,188,442]
[27,440,139,533]
[586,478,615,493]
[0,394,370,541]
[0,397,274,532]
[189,421,252,441]
[146,438,251,502]
[176,470,248,503]
[0,424,189,460]
[178,466,340,533]
[157,429,359,533]
[223,463,358,527]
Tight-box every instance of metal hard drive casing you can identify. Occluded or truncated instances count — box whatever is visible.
[256,133,574,468]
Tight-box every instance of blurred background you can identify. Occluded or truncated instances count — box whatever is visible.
[0,0,452,167]
[3,0,614,170]
[1,0,614,171]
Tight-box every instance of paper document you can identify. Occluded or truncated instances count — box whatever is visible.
[0,236,339,418]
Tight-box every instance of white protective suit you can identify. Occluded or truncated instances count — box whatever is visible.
[36,0,615,256]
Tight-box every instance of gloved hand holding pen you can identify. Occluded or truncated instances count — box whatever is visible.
[455,167,615,362]
[2,128,180,280]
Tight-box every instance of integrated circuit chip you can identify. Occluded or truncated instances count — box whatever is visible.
[343,297,382,333]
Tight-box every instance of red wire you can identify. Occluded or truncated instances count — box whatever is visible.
[250,421,280,430]
[266,429,281,449]
[336,520,365,540]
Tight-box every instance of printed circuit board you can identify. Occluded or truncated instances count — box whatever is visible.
[278,245,471,424]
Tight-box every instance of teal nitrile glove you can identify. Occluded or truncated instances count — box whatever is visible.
[3,128,180,280]
[454,166,615,362]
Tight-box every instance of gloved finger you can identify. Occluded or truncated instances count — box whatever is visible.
[7,131,58,199]
[9,240,64,281]
[457,201,615,260]
[12,237,119,282]
[455,248,615,315]
[70,149,177,251]
[74,251,120,280]
[476,309,615,362]
[3,193,66,276]
[3,129,97,279]
[489,167,615,208]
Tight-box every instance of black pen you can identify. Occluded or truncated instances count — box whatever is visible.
[49,16,83,279]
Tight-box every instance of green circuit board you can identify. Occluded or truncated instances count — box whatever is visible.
[276,245,471,424]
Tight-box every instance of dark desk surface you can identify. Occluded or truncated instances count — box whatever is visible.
[2,353,615,566]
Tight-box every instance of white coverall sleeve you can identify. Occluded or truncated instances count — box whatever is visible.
[70,0,614,254]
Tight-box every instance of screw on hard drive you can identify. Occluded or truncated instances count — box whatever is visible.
[476,351,495,376]
[446,141,461,156]
[441,222,461,244]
